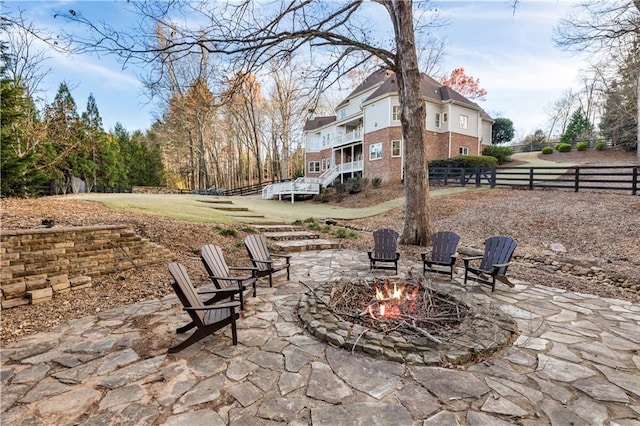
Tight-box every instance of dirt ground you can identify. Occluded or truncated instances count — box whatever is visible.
[1,147,638,343]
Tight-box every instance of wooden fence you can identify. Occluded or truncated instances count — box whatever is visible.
[429,165,639,195]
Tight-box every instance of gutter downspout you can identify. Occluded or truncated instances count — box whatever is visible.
[447,102,452,158]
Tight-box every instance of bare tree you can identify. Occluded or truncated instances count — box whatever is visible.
[555,0,640,163]
[58,0,444,245]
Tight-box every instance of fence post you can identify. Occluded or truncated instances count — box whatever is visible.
[490,168,496,188]
[574,167,580,192]
[632,167,638,195]
[460,168,465,187]
[475,167,481,187]
[529,168,534,190]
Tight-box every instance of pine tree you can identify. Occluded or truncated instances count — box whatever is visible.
[0,45,46,196]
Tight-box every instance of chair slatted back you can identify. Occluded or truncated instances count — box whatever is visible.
[200,244,233,288]
[244,234,272,273]
[479,236,517,275]
[372,229,399,260]
[431,231,460,263]
[168,262,205,325]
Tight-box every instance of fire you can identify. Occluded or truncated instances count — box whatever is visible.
[368,279,419,319]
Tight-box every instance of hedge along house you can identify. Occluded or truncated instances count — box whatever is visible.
[304,69,494,186]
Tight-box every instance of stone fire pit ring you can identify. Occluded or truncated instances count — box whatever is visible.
[297,279,518,366]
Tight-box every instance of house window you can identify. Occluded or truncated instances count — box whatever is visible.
[435,112,441,129]
[443,112,448,122]
[309,161,320,173]
[369,142,382,160]
[460,115,469,130]
[339,108,347,119]
[391,140,401,157]
[392,105,401,121]
[459,146,469,155]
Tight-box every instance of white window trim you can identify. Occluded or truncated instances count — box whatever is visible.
[309,161,320,173]
[391,140,402,157]
[459,146,469,155]
[392,105,401,121]
[460,114,469,130]
[435,112,441,129]
[369,142,382,161]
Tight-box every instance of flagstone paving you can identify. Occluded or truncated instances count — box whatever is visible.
[2,250,639,425]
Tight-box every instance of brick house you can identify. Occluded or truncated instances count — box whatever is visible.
[304,69,493,185]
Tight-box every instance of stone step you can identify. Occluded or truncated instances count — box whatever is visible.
[211,206,249,212]
[274,239,342,253]
[264,231,320,241]
[197,199,233,204]
[229,214,266,219]
[253,224,303,232]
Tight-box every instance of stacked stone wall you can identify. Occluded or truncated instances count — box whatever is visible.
[0,225,175,308]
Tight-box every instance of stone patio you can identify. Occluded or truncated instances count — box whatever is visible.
[2,250,639,425]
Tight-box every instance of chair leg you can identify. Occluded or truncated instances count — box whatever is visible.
[239,290,244,310]
[231,318,238,345]
[252,281,257,297]
[286,266,290,281]
[168,327,211,353]
[464,269,469,284]
[268,273,273,287]
[176,322,196,334]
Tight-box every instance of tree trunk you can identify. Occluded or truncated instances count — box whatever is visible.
[635,0,640,166]
[383,0,433,246]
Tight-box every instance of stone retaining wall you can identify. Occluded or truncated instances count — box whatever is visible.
[0,225,175,309]
[132,186,181,194]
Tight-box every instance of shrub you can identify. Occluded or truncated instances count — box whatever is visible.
[595,141,605,151]
[372,177,382,188]
[429,155,498,169]
[482,145,514,164]
[303,217,317,224]
[346,177,363,194]
[576,142,588,151]
[241,226,256,234]
[334,182,346,193]
[541,146,553,154]
[219,228,238,238]
[334,229,358,239]
[556,143,571,152]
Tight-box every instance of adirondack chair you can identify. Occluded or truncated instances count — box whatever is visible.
[200,244,258,310]
[463,236,518,292]
[368,228,400,274]
[167,262,240,353]
[421,231,460,280]
[244,234,291,287]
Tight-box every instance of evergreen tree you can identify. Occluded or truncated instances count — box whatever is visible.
[0,44,46,196]
[43,82,96,193]
[560,108,592,143]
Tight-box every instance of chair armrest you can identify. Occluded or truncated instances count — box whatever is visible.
[491,262,511,269]
[463,256,483,266]
[183,300,241,311]
[198,288,238,295]
[229,266,259,272]
[271,254,291,261]
[208,274,253,282]
[251,259,273,266]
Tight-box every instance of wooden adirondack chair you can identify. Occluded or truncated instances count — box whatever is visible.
[200,244,257,310]
[463,236,518,292]
[243,234,291,287]
[368,228,400,274]
[421,231,460,280]
[167,262,240,353]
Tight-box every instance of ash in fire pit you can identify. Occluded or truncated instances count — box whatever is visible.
[298,277,517,366]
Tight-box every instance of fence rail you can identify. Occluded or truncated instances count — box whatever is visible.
[429,165,639,195]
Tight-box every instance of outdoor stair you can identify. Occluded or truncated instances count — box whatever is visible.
[211,206,250,212]
[250,224,341,253]
[197,199,234,204]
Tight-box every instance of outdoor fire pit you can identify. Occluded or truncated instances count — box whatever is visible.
[297,277,517,365]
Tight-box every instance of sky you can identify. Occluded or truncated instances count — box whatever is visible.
[3,0,589,139]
